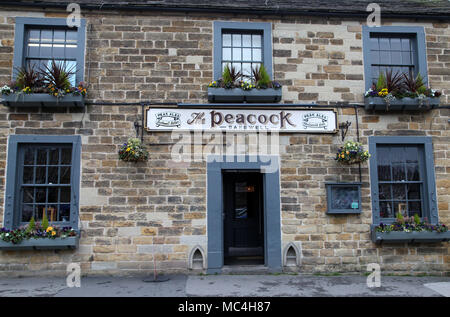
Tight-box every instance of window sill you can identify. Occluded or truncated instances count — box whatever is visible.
[371,229,450,244]
[208,87,282,103]
[0,236,79,250]
[1,94,85,108]
[364,97,440,111]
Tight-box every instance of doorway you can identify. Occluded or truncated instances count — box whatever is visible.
[223,171,264,265]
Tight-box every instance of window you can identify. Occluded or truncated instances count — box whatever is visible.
[369,137,439,225]
[13,17,86,85]
[4,136,81,230]
[362,26,428,90]
[213,22,272,81]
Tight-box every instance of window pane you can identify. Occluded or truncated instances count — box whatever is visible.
[242,63,251,78]
[59,204,70,222]
[223,34,231,46]
[23,188,34,203]
[36,188,46,203]
[41,30,52,43]
[40,43,52,57]
[405,147,418,163]
[21,205,34,222]
[48,166,59,184]
[380,201,393,218]
[393,201,407,217]
[66,30,77,43]
[23,167,34,184]
[48,187,58,203]
[408,201,422,218]
[252,48,261,61]
[392,163,405,181]
[28,29,40,42]
[60,187,71,203]
[402,51,411,65]
[380,51,390,64]
[53,30,65,43]
[35,166,46,184]
[252,34,261,47]
[379,184,391,200]
[60,167,71,184]
[392,184,406,200]
[232,34,241,47]
[49,148,59,165]
[390,38,401,51]
[401,38,411,51]
[406,163,420,181]
[47,205,58,222]
[61,148,72,165]
[37,149,47,165]
[391,51,401,65]
[35,205,45,221]
[407,184,421,200]
[242,48,251,61]
[222,47,231,61]
[24,148,35,165]
[232,48,241,61]
[379,38,390,50]
[242,34,251,47]
[53,43,65,58]
[27,43,40,57]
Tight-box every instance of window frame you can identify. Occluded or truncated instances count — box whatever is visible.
[362,26,428,91]
[213,21,273,81]
[4,135,81,230]
[369,136,439,226]
[13,17,86,85]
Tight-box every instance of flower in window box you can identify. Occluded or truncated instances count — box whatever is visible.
[335,140,370,165]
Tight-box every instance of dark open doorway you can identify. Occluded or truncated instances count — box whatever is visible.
[223,170,264,265]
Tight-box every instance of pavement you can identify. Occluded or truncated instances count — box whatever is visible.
[0,274,449,297]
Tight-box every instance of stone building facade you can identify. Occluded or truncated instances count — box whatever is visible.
[0,1,448,276]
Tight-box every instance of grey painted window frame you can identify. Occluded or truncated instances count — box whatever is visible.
[213,21,273,81]
[362,26,428,91]
[4,135,81,230]
[13,17,86,85]
[369,136,438,225]
[206,155,281,273]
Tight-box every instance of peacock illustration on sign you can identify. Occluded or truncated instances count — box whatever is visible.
[155,111,181,127]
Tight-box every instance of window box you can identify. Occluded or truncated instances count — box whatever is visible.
[0,236,78,250]
[371,228,450,244]
[326,182,362,214]
[207,87,282,103]
[364,97,440,111]
[2,93,85,108]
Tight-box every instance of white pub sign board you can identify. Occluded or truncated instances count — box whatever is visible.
[146,107,337,133]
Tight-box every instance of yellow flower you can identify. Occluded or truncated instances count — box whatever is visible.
[46,226,53,233]
[346,151,349,154]
[341,154,345,158]
[126,147,130,152]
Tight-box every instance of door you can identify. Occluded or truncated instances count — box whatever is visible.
[223,171,264,264]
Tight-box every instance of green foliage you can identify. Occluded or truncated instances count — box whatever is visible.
[252,64,271,87]
[414,213,421,225]
[26,217,35,233]
[221,64,242,87]
[42,211,49,231]
[41,60,75,90]
[396,211,404,223]
[376,72,386,91]
[15,64,43,90]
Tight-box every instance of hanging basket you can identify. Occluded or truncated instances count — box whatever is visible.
[118,138,149,163]
[335,141,370,165]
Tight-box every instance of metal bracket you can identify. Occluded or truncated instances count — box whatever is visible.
[338,121,351,142]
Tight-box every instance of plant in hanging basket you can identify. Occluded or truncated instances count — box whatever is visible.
[118,138,149,162]
[335,141,370,164]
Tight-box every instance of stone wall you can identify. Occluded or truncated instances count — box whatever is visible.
[0,7,448,276]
